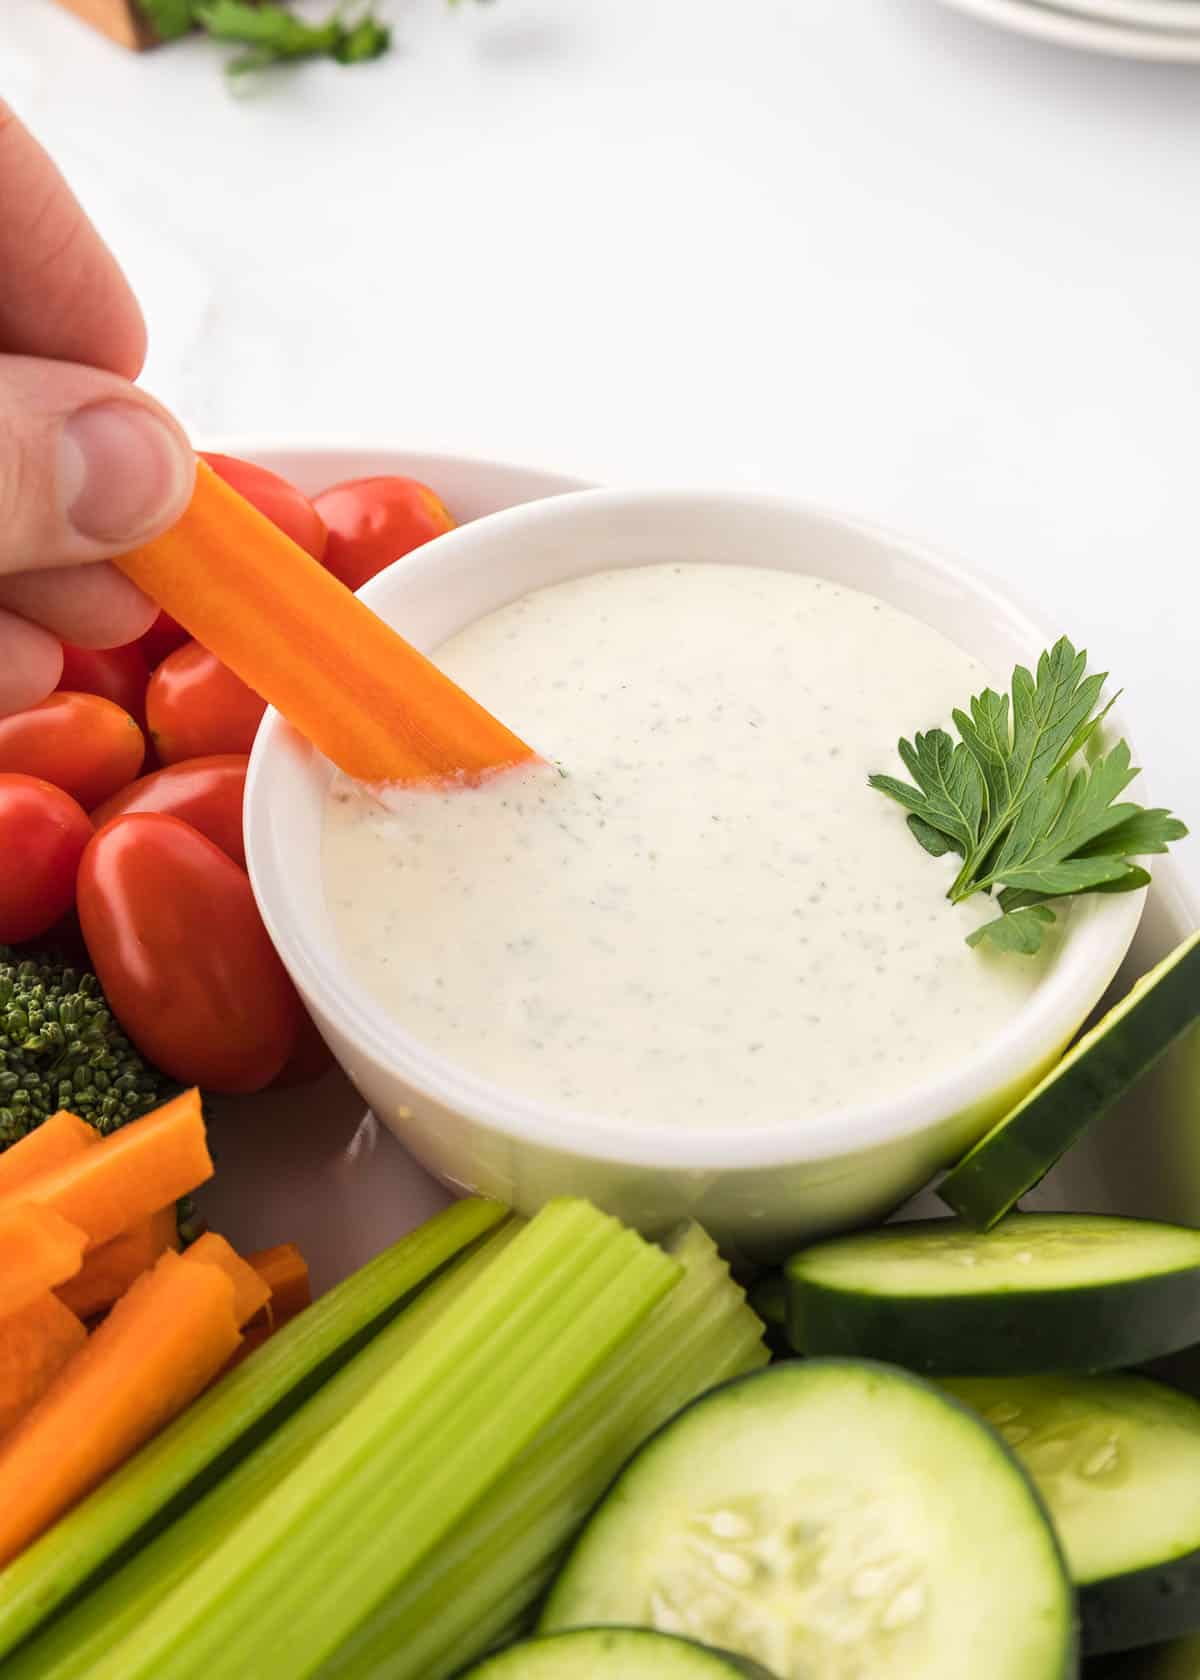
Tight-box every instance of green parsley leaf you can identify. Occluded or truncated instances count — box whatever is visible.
[868,729,983,856]
[869,636,1188,954]
[966,904,1056,955]
[139,0,391,71]
[1092,863,1155,895]
[977,740,1141,890]
[333,15,390,61]
[907,813,959,859]
[1074,806,1188,859]
[134,0,197,39]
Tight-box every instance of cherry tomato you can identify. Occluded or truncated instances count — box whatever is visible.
[312,476,456,592]
[139,612,190,671]
[90,755,249,868]
[272,1008,337,1088]
[57,642,150,728]
[0,775,92,944]
[201,453,328,562]
[0,694,145,810]
[146,641,266,765]
[77,814,302,1092]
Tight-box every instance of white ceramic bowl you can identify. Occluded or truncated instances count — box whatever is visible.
[244,488,1145,1257]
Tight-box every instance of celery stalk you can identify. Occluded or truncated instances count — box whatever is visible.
[3,1218,526,1680]
[87,1199,680,1680]
[0,1196,505,1662]
[319,1221,769,1680]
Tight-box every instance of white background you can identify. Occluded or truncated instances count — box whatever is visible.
[6,0,1199,895]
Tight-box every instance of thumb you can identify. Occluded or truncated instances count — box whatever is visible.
[0,354,194,575]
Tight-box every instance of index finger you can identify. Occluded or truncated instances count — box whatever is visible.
[0,103,146,378]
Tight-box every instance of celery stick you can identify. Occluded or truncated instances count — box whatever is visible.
[0,1197,505,1662]
[320,1221,769,1680]
[88,1199,680,1680]
[3,1219,526,1680]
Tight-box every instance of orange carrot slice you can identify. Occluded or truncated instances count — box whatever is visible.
[0,1294,87,1442]
[182,1233,271,1328]
[0,1206,87,1317]
[0,1249,240,1564]
[116,460,536,784]
[0,1112,99,1197]
[55,1206,180,1321]
[248,1242,311,1327]
[221,1244,312,1372]
[0,1090,212,1250]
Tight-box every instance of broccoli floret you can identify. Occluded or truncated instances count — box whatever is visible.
[0,948,176,1150]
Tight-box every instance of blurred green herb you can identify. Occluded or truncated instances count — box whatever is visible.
[135,0,390,70]
[138,0,195,39]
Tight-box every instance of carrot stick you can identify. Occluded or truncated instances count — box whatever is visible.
[0,1249,240,1565]
[247,1242,311,1327]
[55,1206,180,1321]
[224,1242,311,1372]
[0,1294,87,1442]
[0,1112,99,1197]
[0,1206,87,1317]
[116,461,537,784]
[182,1234,271,1328]
[220,1244,312,1372]
[0,1090,212,1250]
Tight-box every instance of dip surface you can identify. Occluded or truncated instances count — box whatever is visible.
[323,564,1053,1130]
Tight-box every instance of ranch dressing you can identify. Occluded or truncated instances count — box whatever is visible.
[322,565,1053,1130]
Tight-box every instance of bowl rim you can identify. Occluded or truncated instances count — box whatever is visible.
[199,434,597,498]
[244,483,1146,1170]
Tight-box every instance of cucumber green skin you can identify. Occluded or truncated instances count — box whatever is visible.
[543,1361,1079,1680]
[783,1226,1200,1374]
[1080,1551,1200,1659]
[747,1272,786,1327]
[1084,1630,1200,1677]
[939,935,1200,1231]
[455,1628,774,1678]
[747,1275,792,1358]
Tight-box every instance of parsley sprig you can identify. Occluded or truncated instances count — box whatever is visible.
[136,0,389,72]
[869,637,1187,955]
[197,1,388,71]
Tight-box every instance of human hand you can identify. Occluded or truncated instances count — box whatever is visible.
[0,103,194,715]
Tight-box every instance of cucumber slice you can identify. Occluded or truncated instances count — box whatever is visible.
[541,1360,1075,1679]
[779,1212,1200,1373]
[457,1627,772,1677]
[1086,1632,1200,1677]
[943,1373,1200,1656]
[747,1271,786,1328]
[940,929,1200,1230]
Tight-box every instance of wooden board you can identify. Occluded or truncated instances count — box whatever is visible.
[50,0,160,50]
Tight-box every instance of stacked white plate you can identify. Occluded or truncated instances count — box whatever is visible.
[938,0,1200,59]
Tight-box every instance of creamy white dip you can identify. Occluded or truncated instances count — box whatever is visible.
[322,565,1053,1130]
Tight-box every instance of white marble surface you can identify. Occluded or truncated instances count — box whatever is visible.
[6,0,1200,894]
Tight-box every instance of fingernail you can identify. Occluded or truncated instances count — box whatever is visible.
[61,402,193,544]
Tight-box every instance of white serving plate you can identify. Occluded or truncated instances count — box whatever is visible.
[1046,0,1200,32]
[936,0,1200,58]
[199,446,1200,1302]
